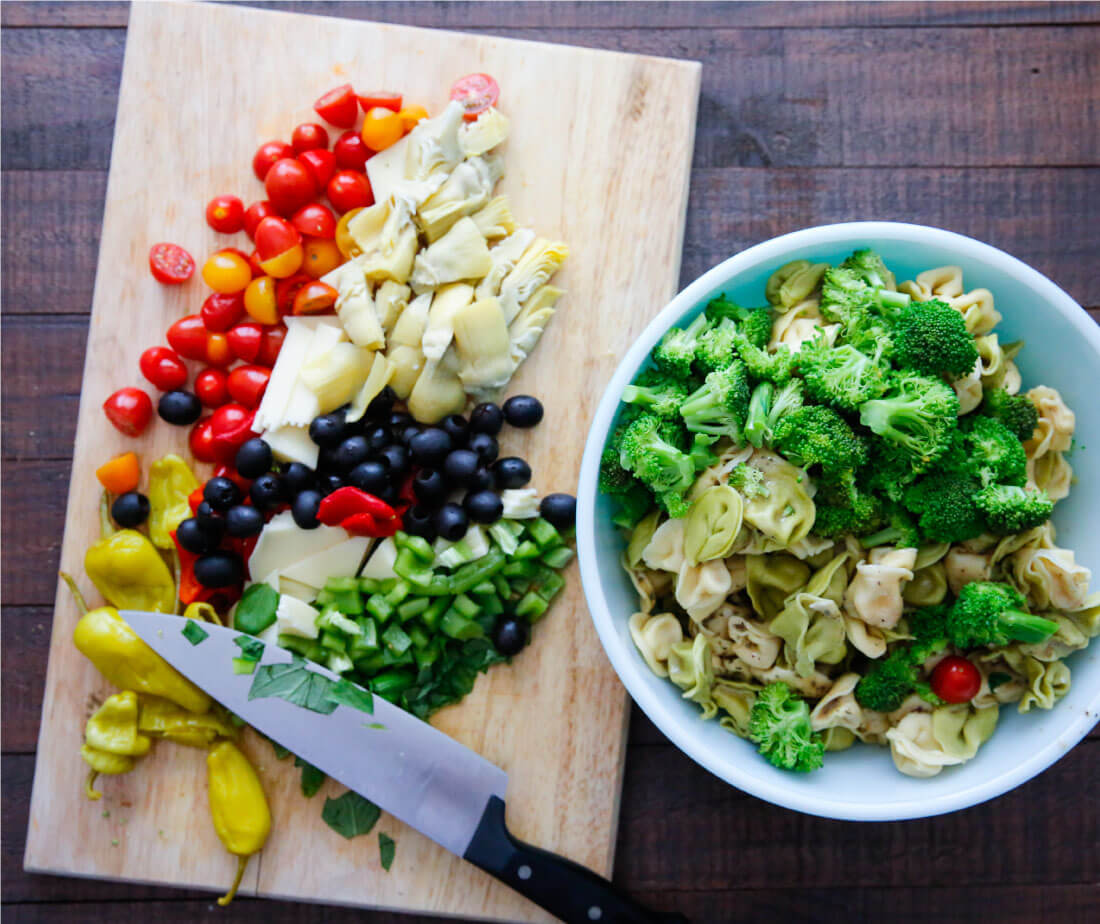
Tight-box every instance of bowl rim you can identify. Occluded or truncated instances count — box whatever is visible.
[577,220,1100,821]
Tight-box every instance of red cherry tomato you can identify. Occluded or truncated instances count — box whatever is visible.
[315,83,359,128]
[327,170,373,212]
[275,273,312,316]
[298,148,336,189]
[166,315,209,361]
[291,122,329,153]
[103,387,154,437]
[257,324,287,366]
[148,242,195,284]
[194,367,230,408]
[252,140,294,181]
[189,416,219,463]
[291,203,337,239]
[227,365,271,408]
[205,332,233,367]
[246,249,265,277]
[292,281,339,315]
[205,195,245,233]
[264,158,318,216]
[254,216,302,263]
[931,656,982,704]
[201,292,246,332]
[227,322,264,363]
[333,130,369,170]
[450,73,500,121]
[243,200,277,239]
[357,91,402,113]
[208,403,256,461]
[213,463,252,494]
[139,346,188,392]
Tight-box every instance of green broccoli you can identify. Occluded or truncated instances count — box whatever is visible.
[694,318,739,375]
[859,502,922,548]
[902,468,985,543]
[748,682,824,773]
[858,370,960,466]
[618,414,695,517]
[744,379,805,448]
[907,602,951,648]
[652,313,709,378]
[819,265,910,326]
[621,368,693,420]
[855,649,919,713]
[842,310,895,361]
[799,340,888,412]
[729,462,769,499]
[860,438,923,503]
[979,387,1040,443]
[772,405,867,479]
[598,444,635,495]
[609,483,654,530]
[812,478,882,538]
[679,361,751,441]
[705,297,774,349]
[689,433,720,472]
[964,415,1027,486]
[948,581,1059,648]
[974,484,1054,534]
[841,248,902,294]
[732,333,794,385]
[893,299,979,378]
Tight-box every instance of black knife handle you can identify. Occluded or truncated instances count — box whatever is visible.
[464,797,689,924]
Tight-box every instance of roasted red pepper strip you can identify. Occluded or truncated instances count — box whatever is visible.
[341,512,401,538]
[188,487,205,516]
[317,487,397,526]
[172,529,216,606]
[214,463,252,495]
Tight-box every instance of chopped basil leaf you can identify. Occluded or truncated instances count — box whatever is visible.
[364,722,386,730]
[378,832,396,871]
[181,620,208,646]
[321,790,380,839]
[232,657,257,675]
[271,741,291,760]
[326,678,374,715]
[295,756,325,798]
[248,661,338,715]
[235,583,279,635]
[234,634,265,662]
[989,671,1013,691]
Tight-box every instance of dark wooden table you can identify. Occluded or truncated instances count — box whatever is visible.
[3,2,1098,921]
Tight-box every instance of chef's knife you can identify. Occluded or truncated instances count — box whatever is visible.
[122,610,687,924]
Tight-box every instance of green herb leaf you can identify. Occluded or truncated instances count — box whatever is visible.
[232,657,257,675]
[321,791,381,839]
[235,583,280,635]
[271,741,291,760]
[181,620,208,646]
[364,722,386,730]
[988,671,1013,691]
[248,661,338,715]
[234,634,265,662]
[378,832,396,871]
[294,756,326,798]
[326,678,374,715]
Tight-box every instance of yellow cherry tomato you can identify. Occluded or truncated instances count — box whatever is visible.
[335,208,363,258]
[243,275,279,324]
[202,251,252,294]
[302,238,343,278]
[258,244,303,279]
[361,107,403,152]
[398,105,429,133]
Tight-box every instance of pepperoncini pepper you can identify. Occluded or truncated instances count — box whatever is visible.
[62,573,211,714]
[85,492,176,613]
[81,690,151,800]
[147,454,199,549]
[207,741,271,906]
[80,745,135,801]
[138,695,237,748]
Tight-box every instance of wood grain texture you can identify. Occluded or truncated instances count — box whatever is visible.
[19,2,701,920]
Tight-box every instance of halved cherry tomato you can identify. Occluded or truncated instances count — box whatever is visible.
[243,200,277,239]
[246,249,265,277]
[298,149,336,189]
[202,250,252,294]
[166,315,209,361]
[327,170,373,212]
[139,346,188,391]
[243,275,279,324]
[264,158,318,216]
[205,332,233,368]
[189,416,219,463]
[450,73,500,121]
[253,140,295,181]
[227,322,264,363]
[302,238,342,277]
[931,656,982,704]
[205,195,245,233]
[194,367,230,408]
[200,292,246,333]
[291,203,337,239]
[227,365,271,408]
[96,451,142,495]
[398,105,429,132]
[335,208,363,257]
[104,388,154,437]
[357,91,402,113]
[254,217,301,262]
[275,273,312,316]
[360,107,403,152]
[292,122,329,153]
[333,130,369,170]
[292,281,339,315]
[314,83,359,128]
[218,246,259,275]
[258,324,287,367]
[259,246,303,279]
[149,243,195,284]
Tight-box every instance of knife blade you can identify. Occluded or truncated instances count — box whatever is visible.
[123,610,687,924]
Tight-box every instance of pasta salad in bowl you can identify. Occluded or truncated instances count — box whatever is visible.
[577,222,1100,820]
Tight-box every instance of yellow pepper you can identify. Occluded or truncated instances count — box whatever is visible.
[207,741,271,906]
[85,492,176,613]
[80,744,135,801]
[183,601,223,626]
[147,454,199,549]
[63,573,211,714]
[81,690,151,800]
[138,695,237,748]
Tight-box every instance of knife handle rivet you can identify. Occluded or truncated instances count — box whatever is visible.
[587,907,603,921]
[517,864,532,881]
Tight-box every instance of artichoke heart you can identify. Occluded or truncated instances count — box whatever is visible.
[375,280,411,336]
[408,347,467,424]
[470,196,516,241]
[348,198,418,284]
[509,284,563,367]
[452,297,514,397]
[499,238,569,324]
[346,351,396,423]
[409,217,492,291]
[459,107,511,157]
[327,260,384,349]
[476,229,536,299]
[417,155,504,243]
[405,100,465,182]
[299,342,373,413]
[388,292,433,399]
[421,283,475,361]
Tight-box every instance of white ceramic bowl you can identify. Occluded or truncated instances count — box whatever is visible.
[577,221,1100,821]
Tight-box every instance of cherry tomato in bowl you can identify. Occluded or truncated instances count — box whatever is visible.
[166,315,209,361]
[450,73,500,121]
[194,367,230,408]
[291,203,337,239]
[243,200,277,239]
[252,140,294,181]
[360,107,403,152]
[931,656,982,704]
[149,242,195,284]
[139,346,188,392]
[357,91,402,113]
[333,130,369,170]
[298,149,336,188]
[205,195,245,233]
[104,387,154,437]
[264,158,318,216]
[327,170,373,212]
[314,83,359,128]
[227,365,272,408]
[291,122,329,153]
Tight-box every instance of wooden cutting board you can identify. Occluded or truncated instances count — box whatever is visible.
[23,2,700,919]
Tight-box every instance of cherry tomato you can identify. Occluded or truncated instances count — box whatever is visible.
[202,250,252,294]
[259,246,303,279]
[298,148,336,188]
[335,208,363,257]
[253,216,301,263]
[291,203,337,239]
[252,140,295,181]
[205,332,233,367]
[189,416,219,463]
[327,170,373,212]
[931,656,982,704]
[194,367,230,408]
[227,365,271,408]
[292,122,329,153]
[398,104,429,132]
[292,281,339,315]
[314,83,359,128]
[200,292,245,333]
[257,324,287,367]
[360,107,403,152]
[205,195,245,233]
[95,452,141,495]
[276,273,312,316]
[243,275,279,325]
[103,387,154,437]
[166,315,209,361]
[357,91,402,113]
[333,130,369,170]
[246,249,265,277]
[243,200,277,238]
[139,346,188,391]
[208,403,256,460]
[218,246,258,274]
[450,73,500,122]
[302,238,342,277]
[149,242,195,284]
[264,158,318,216]
[227,322,264,363]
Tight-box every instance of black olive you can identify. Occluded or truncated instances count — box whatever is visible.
[389,411,413,430]
[365,425,392,453]
[334,435,370,472]
[110,491,150,528]
[441,414,469,445]
[318,472,344,496]
[194,551,242,588]
[469,402,503,436]
[413,469,448,508]
[157,390,202,426]
[378,443,410,476]
[195,500,221,523]
[493,616,528,656]
[377,482,400,506]
[348,460,390,495]
[249,472,285,511]
[203,476,242,511]
[443,449,481,488]
[463,490,503,524]
[281,462,316,496]
[235,438,272,479]
[467,432,499,466]
[492,456,532,490]
[177,516,225,555]
[308,412,346,448]
[367,386,396,420]
[398,424,423,447]
[503,395,544,428]
[316,444,343,472]
[539,493,576,529]
[469,466,495,492]
[291,489,323,529]
[408,428,452,467]
[403,505,436,541]
[433,502,468,541]
[225,504,265,538]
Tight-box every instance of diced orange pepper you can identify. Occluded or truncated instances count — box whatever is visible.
[96,452,141,495]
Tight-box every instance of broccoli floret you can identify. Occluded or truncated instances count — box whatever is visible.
[799,340,888,412]
[618,414,695,516]
[842,311,895,360]
[652,313,709,378]
[689,433,719,472]
[964,415,1027,487]
[859,502,922,549]
[747,682,824,773]
[907,603,951,645]
[772,405,867,479]
[902,468,985,543]
[841,248,897,292]
[858,370,960,466]
[819,265,910,326]
[729,462,769,499]
[980,387,1039,442]
[679,361,751,441]
[860,437,923,503]
[706,297,775,349]
[610,483,654,530]
[893,299,979,378]
[694,318,738,375]
[732,333,794,385]
[621,369,693,420]
[855,649,918,713]
[812,479,882,538]
[744,379,805,448]
[948,581,1059,648]
[974,484,1054,534]
[599,444,635,495]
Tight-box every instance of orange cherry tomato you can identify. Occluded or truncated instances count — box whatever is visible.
[259,245,303,279]
[205,195,245,234]
[292,281,339,315]
[314,83,359,128]
[254,217,301,263]
[335,208,363,257]
[227,365,272,408]
[253,140,294,181]
[243,275,279,324]
[194,367,230,408]
[298,149,336,189]
[328,171,373,213]
[302,238,342,278]
[276,273,312,316]
[450,73,500,121]
[357,91,402,113]
[264,157,318,216]
[398,105,429,132]
[149,242,195,284]
[360,107,403,152]
[243,200,277,239]
[291,122,329,154]
[96,452,141,495]
[202,251,252,294]
[205,332,233,367]
[291,203,337,239]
